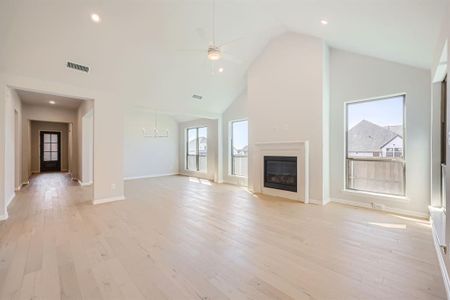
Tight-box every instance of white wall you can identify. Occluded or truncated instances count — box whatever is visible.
[0,79,5,219]
[247,32,329,203]
[330,48,431,216]
[222,93,248,186]
[3,87,22,217]
[124,109,178,179]
[77,100,94,184]
[178,118,219,181]
[81,110,94,184]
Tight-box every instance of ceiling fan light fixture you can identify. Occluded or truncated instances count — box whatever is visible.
[208,47,222,61]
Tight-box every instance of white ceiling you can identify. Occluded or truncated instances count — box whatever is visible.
[16,89,84,110]
[0,0,446,116]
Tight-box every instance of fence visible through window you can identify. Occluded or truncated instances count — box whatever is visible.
[345,95,405,196]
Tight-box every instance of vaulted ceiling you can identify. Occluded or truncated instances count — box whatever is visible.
[0,0,446,116]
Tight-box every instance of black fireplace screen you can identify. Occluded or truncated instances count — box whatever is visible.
[264,156,297,192]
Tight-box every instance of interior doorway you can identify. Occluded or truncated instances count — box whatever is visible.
[40,131,61,172]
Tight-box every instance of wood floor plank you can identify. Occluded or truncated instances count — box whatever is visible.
[0,173,445,300]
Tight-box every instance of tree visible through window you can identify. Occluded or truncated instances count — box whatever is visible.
[346,95,405,196]
[186,127,207,172]
[231,120,248,177]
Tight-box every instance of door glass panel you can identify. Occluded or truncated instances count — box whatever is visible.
[44,152,51,161]
[51,134,58,143]
[198,127,207,172]
[44,143,51,151]
[187,128,197,155]
[44,134,51,143]
[51,143,58,151]
[51,152,58,161]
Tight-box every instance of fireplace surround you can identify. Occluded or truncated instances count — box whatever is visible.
[253,141,309,203]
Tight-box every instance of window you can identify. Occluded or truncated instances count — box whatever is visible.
[346,95,405,196]
[43,133,59,161]
[230,120,248,177]
[186,127,207,172]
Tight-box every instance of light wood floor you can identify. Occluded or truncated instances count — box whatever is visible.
[0,173,445,299]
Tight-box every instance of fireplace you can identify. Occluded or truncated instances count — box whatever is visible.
[264,156,297,192]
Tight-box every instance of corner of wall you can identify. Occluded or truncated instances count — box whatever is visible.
[322,42,331,205]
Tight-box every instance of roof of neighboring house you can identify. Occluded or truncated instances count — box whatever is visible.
[234,145,249,154]
[188,137,207,148]
[348,120,401,152]
[384,125,403,137]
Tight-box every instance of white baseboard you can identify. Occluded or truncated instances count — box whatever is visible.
[124,173,178,181]
[309,199,323,205]
[331,198,429,219]
[93,195,125,205]
[0,212,8,221]
[78,180,93,186]
[431,219,450,300]
[6,193,15,208]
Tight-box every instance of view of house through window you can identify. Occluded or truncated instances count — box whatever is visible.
[231,120,248,177]
[346,95,405,196]
[186,127,207,172]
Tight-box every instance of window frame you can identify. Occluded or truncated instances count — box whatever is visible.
[185,126,207,173]
[229,119,248,178]
[344,93,407,197]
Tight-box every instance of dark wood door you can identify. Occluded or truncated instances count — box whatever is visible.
[40,131,61,172]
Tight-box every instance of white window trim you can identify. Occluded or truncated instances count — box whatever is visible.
[185,126,208,173]
[343,93,407,198]
[229,119,248,178]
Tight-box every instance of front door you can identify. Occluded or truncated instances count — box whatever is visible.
[40,131,61,172]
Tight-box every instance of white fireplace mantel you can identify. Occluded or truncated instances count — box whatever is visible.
[253,141,309,203]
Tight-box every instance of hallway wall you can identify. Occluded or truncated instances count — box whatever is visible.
[77,100,94,184]
[29,121,69,173]
[3,88,23,217]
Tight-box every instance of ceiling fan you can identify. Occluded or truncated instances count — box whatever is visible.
[179,0,242,65]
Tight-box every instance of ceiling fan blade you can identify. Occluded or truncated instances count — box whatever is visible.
[222,53,242,64]
[217,26,284,48]
[176,48,206,53]
[195,27,212,44]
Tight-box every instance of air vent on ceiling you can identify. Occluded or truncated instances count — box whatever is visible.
[192,94,203,100]
[67,61,90,73]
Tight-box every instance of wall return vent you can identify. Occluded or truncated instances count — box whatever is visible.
[67,61,90,73]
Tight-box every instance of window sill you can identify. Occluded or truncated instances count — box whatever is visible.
[184,169,207,174]
[229,174,248,179]
[341,189,408,202]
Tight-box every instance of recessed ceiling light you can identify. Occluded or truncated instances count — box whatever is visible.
[218,67,224,73]
[91,13,101,23]
[321,19,328,25]
[49,100,56,105]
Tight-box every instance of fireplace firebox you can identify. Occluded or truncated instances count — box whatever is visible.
[264,156,297,192]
